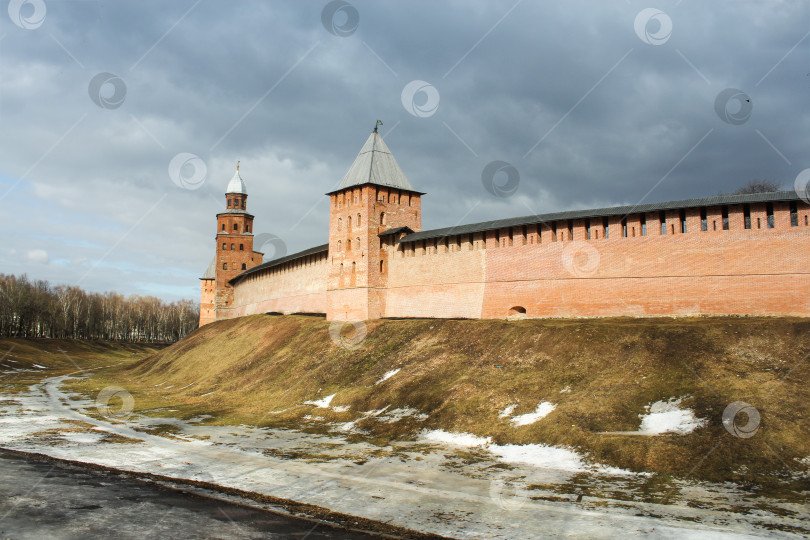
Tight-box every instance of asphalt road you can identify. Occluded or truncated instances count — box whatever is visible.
[0,450,387,540]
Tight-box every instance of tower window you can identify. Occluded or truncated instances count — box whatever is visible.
[603,217,609,239]
[233,224,238,231]
[680,209,687,233]
[231,243,235,250]
[722,206,729,230]
[790,201,798,226]
[567,220,574,241]
[338,218,342,231]
[348,216,352,229]
[380,260,385,273]
[640,215,647,236]
[621,217,628,238]
[744,204,751,229]
[585,218,591,240]
[241,263,246,270]
[357,213,361,227]
[380,212,386,225]
[222,263,227,270]
[221,224,225,231]
[241,199,245,209]
[222,243,227,250]
[660,211,666,235]
[700,208,707,231]
[347,239,352,251]
[239,244,244,251]
[766,203,774,228]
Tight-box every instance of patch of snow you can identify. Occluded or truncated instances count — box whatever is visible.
[511,402,556,426]
[375,368,401,385]
[305,393,336,408]
[179,383,194,390]
[379,407,428,423]
[332,405,350,413]
[361,406,389,417]
[638,397,706,435]
[336,421,357,432]
[489,443,585,471]
[32,364,47,369]
[199,391,215,397]
[61,431,103,444]
[498,404,517,418]
[422,429,491,448]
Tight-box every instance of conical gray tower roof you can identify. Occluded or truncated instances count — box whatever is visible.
[332,131,417,192]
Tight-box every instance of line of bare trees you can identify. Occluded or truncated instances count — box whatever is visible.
[0,274,199,342]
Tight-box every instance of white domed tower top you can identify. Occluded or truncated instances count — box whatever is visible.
[226,162,247,195]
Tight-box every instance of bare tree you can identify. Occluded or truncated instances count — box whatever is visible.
[733,180,782,194]
[0,273,199,342]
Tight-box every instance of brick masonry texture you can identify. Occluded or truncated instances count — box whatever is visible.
[203,191,810,324]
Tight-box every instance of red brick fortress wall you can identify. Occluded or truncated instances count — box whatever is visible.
[225,251,329,319]
[383,201,810,319]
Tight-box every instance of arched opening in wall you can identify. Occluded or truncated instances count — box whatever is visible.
[234,224,238,231]
[347,239,352,251]
[380,212,386,225]
[222,263,227,270]
[508,306,527,319]
[221,224,225,231]
[357,213,361,226]
[241,263,246,270]
[380,260,385,273]
[348,216,352,229]
[338,218,342,231]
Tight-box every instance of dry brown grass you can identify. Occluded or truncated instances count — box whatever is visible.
[35,315,810,487]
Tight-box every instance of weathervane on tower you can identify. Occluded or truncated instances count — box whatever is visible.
[374,120,383,133]
[236,161,240,171]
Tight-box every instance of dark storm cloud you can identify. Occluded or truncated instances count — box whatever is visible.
[0,0,807,300]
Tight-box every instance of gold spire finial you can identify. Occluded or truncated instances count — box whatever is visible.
[236,160,240,171]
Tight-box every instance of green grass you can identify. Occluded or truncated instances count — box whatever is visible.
[7,315,810,490]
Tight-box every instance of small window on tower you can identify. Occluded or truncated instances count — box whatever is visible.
[241,263,246,270]
[380,212,386,225]
[233,224,238,231]
[221,224,225,231]
[239,244,244,251]
[222,263,227,270]
[222,243,227,250]
[231,243,235,250]
[357,213,361,226]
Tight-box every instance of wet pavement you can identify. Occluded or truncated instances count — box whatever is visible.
[0,450,385,539]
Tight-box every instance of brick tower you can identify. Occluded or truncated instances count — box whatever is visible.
[325,125,423,320]
[199,164,263,325]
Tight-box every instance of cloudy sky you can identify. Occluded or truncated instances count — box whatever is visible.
[1,0,807,301]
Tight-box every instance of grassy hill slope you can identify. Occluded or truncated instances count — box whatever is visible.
[68,315,810,488]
